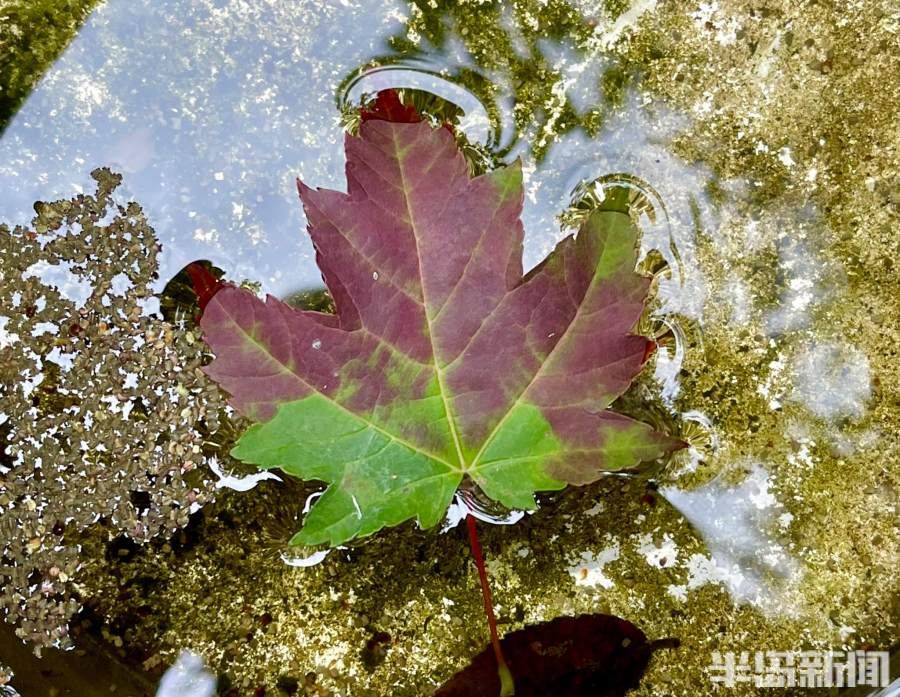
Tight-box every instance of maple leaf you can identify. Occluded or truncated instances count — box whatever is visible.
[199,116,683,547]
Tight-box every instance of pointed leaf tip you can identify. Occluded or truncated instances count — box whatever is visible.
[185,262,226,313]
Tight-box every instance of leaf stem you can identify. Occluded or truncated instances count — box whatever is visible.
[465,514,515,696]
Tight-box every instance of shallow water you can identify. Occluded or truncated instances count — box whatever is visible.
[1,0,897,695]
[0,0,699,301]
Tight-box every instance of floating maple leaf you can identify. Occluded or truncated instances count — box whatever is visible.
[199,107,682,547]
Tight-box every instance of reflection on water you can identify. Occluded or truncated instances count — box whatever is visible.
[2,0,896,694]
[789,341,872,421]
[661,462,802,616]
[155,651,215,697]
[341,66,494,146]
[0,0,711,307]
[0,0,413,296]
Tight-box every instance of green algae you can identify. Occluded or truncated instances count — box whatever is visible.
[1,0,898,695]
[0,0,103,134]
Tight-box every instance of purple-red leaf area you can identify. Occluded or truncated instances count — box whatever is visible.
[434,613,677,697]
[198,87,684,546]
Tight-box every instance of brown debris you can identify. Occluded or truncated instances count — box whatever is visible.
[0,168,230,652]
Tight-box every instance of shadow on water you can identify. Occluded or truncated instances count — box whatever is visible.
[0,620,153,696]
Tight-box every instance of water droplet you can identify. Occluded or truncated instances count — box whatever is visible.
[311,339,322,349]
[302,491,324,514]
[442,486,525,532]
[372,271,379,281]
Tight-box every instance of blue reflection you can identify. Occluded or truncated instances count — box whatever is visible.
[0,0,409,297]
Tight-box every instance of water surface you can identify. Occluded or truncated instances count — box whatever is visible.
[1,0,897,695]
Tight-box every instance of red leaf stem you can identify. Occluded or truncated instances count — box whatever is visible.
[466,514,515,696]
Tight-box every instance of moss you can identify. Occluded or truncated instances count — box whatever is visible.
[0,0,104,133]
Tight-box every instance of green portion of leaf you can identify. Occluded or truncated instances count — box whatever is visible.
[470,403,567,509]
[232,394,461,546]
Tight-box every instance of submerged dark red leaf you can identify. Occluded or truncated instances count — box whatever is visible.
[434,614,676,697]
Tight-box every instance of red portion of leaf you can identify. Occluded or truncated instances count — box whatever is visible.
[202,287,386,423]
[185,261,226,312]
[359,89,422,124]
[296,121,522,366]
[441,219,655,449]
[434,614,674,697]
